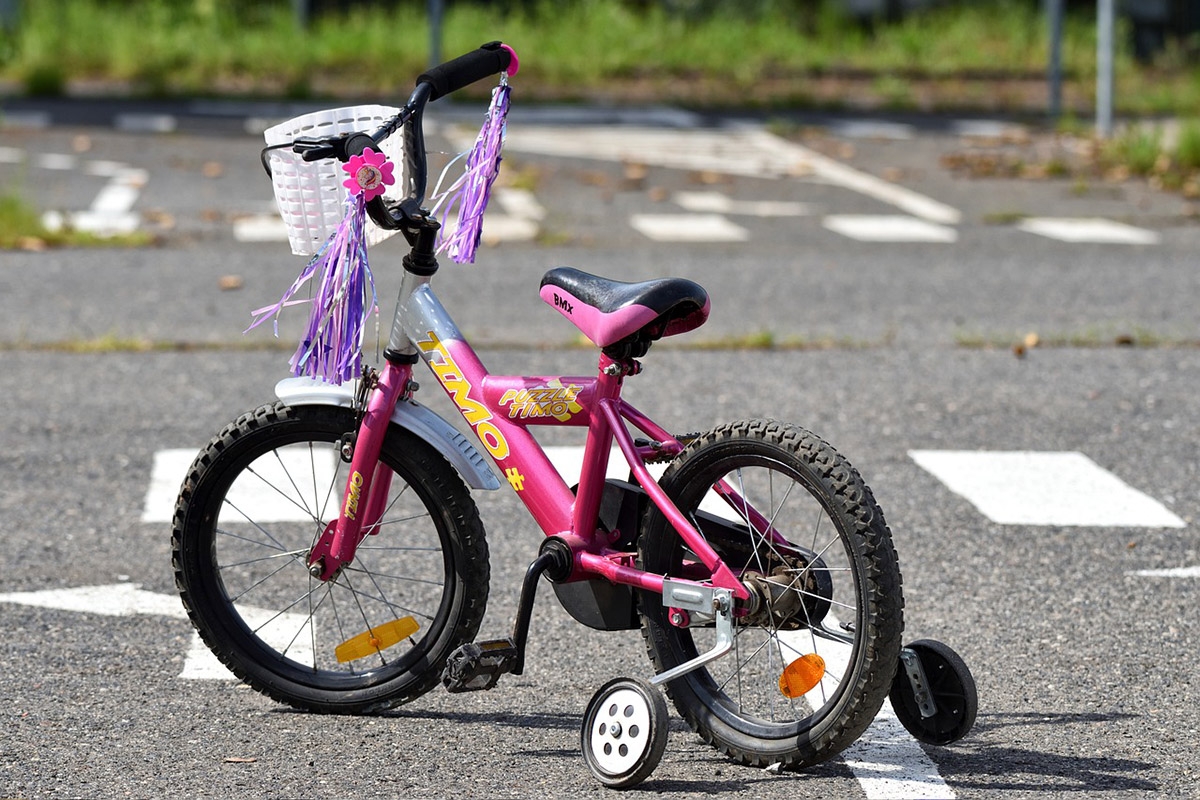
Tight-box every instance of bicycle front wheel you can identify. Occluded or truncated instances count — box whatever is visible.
[172,402,489,713]
[639,420,904,768]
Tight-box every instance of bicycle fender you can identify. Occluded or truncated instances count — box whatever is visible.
[275,377,501,491]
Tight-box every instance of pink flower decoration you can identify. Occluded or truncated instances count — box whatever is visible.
[342,147,395,201]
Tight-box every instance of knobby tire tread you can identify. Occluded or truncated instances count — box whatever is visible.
[638,419,904,769]
[171,402,489,714]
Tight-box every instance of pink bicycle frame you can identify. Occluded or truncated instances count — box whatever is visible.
[307,268,749,601]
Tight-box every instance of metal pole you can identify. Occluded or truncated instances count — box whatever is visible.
[293,0,311,29]
[1047,0,1064,119]
[0,0,19,32]
[1096,0,1115,138]
[428,0,444,68]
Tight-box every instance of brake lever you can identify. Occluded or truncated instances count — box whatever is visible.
[292,136,339,162]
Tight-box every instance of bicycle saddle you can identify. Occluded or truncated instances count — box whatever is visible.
[539,267,710,356]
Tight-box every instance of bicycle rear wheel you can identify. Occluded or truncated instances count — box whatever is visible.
[639,420,904,768]
[172,402,489,713]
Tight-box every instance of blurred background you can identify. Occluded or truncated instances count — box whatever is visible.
[0,0,1197,115]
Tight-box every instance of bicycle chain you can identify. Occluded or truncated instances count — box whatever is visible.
[641,432,702,464]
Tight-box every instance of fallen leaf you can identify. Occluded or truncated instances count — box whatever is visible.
[218,275,245,291]
[622,161,648,182]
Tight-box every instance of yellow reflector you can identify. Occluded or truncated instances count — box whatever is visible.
[779,653,826,698]
[335,616,419,663]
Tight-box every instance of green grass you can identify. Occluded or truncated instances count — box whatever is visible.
[0,192,45,247]
[1103,126,1164,176]
[938,117,1200,198]
[1175,119,1200,171]
[2,0,1197,114]
[0,191,154,249]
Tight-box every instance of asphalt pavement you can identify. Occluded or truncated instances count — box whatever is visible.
[1,99,1197,799]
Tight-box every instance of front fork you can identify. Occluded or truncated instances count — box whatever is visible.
[307,360,413,581]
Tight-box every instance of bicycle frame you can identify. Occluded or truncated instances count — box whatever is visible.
[306,267,748,602]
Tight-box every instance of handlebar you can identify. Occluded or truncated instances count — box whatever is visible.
[263,41,516,246]
[417,41,516,102]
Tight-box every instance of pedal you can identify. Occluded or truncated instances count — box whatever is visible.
[442,639,520,693]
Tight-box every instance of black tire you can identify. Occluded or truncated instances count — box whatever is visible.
[890,639,977,746]
[639,420,904,768]
[172,402,489,713]
[582,677,670,789]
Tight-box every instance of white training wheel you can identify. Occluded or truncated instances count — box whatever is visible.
[581,677,669,789]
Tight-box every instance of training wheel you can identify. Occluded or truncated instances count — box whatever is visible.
[890,639,978,746]
[581,677,669,789]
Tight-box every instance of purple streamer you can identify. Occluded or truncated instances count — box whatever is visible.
[432,82,511,264]
[246,194,377,385]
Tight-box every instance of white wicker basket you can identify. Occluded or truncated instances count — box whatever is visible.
[263,105,404,256]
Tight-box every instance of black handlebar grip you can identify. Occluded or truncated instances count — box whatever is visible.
[417,41,513,102]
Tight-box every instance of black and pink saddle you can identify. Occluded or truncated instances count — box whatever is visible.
[539,267,710,358]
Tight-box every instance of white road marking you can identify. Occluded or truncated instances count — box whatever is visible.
[673,190,812,217]
[507,125,778,177]
[1017,217,1160,245]
[630,213,749,242]
[843,703,957,799]
[910,450,1185,528]
[0,583,186,619]
[34,153,77,171]
[2,581,954,796]
[84,159,134,178]
[783,620,955,799]
[436,186,545,246]
[0,145,24,163]
[142,448,197,523]
[504,125,962,225]
[478,215,539,243]
[179,634,231,679]
[743,128,962,225]
[823,215,958,243]
[41,164,147,237]
[232,213,290,243]
[177,604,314,680]
[141,446,341,523]
[91,168,146,214]
[438,184,545,246]
[1128,566,1200,578]
[241,185,545,248]
[0,583,309,681]
[542,445,656,483]
[494,187,546,221]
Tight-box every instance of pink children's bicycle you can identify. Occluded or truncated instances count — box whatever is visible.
[172,43,976,788]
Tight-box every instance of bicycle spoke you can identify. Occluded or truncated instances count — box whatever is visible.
[218,500,295,554]
[221,548,309,570]
[225,553,299,605]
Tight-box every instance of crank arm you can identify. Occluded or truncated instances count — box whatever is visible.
[650,580,735,687]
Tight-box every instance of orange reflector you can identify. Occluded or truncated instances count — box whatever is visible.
[779,653,826,698]
[335,616,419,663]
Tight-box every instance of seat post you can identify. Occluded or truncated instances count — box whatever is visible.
[569,353,634,547]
